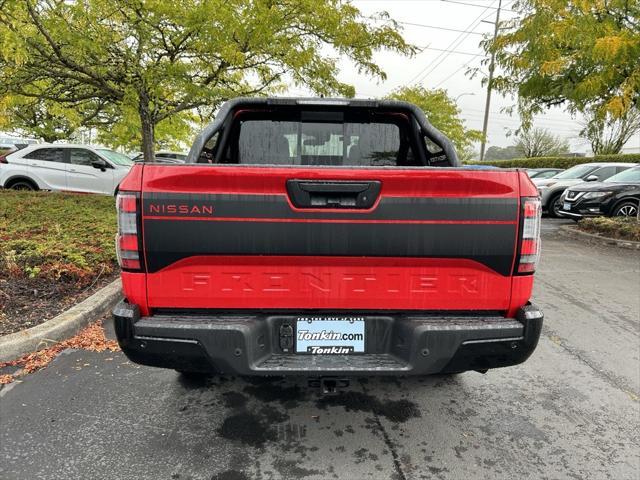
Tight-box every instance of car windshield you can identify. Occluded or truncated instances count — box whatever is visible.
[97,149,134,166]
[552,164,597,179]
[604,167,640,183]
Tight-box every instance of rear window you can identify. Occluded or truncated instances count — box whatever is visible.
[25,148,66,163]
[209,109,422,167]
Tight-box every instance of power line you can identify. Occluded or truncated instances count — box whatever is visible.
[434,57,479,88]
[461,116,581,132]
[396,20,486,35]
[441,0,516,12]
[410,1,499,86]
[401,0,498,87]
[463,107,579,122]
[418,46,485,57]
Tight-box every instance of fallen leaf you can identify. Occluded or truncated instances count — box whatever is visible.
[0,320,120,377]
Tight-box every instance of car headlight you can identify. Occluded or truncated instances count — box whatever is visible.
[583,191,612,199]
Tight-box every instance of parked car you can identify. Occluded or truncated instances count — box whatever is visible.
[0,135,39,149]
[132,150,187,162]
[526,168,563,179]
[0,144,133,195]
[535,162,636,217]
[113,97,544,387]
[558,166,640,219]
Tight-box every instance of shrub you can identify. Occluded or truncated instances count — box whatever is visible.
[577,217,640,242]
[465,153,640,169]
[0,191,117,285]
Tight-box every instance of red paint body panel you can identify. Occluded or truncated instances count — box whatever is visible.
[117,165,537,315]
[141,165,520,197]
[507,276,535,318]
[119,163,143,192]
[146,256,512,311]
[121,271,149,315]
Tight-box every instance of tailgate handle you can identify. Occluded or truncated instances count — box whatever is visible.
[287,180,381,209]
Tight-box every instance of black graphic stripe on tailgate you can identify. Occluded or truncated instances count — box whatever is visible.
[142,193,518,222]
[143,220,518,276]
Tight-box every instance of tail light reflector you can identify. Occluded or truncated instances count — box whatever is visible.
[517,197,541,274]
[116,192,143,271]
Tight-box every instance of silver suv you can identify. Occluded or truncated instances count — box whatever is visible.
[534,162,636,217]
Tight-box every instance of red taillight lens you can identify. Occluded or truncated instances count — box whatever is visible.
[0,154,9,164]
[116,192,142,271]
[517,197,541,274]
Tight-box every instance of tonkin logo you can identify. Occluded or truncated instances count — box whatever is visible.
[147,203,214,216]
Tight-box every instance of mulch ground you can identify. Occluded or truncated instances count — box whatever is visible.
[0,273,118,336]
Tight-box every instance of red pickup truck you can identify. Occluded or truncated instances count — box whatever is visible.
[113,97,543,385]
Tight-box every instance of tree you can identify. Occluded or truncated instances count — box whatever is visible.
[484,145,521,161]
[484,0,640,123]
[387,86,483,160]
[514,128,569,158]
[580,108,640,155]
[0,92,106,143]
[0,1,413,160]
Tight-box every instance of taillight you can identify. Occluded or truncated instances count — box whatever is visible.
[116,192,143,271]
[0,154,9,164]
[517,196,541,274]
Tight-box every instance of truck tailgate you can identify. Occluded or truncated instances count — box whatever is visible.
[140,165,521,311]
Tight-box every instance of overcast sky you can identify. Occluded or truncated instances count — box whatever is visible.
[288,0,640,154]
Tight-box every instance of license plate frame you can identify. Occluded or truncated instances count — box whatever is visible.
[295,317,365,355]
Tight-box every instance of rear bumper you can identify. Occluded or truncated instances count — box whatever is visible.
[113,303,543,376]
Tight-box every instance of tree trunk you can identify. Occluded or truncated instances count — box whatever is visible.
[138,93,155,162]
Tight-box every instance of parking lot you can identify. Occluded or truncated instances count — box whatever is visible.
[1,218,638,480]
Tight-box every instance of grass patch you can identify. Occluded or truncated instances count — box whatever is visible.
[577,217,640,242]
[1,191,117,285]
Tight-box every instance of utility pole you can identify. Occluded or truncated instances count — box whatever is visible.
[479,0,502,162]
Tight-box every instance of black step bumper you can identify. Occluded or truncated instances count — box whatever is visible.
[113,303,543,375]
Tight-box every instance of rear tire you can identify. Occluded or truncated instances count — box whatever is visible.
[547,192,564,218]
[612,201,638,217]
[8,179,38,191]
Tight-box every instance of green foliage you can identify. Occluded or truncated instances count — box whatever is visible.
[485,0,640,122]
[485,145,521,161]
[466,154,640,169]
[514,128,569,158]
[0,191,117,284]
[387,86,483,159]
[578,217,640,242]
[580,107,640,155]
[0,93,99,143]
[0,0,414,156]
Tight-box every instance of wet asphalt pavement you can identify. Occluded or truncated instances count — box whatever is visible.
[1,218,639,480]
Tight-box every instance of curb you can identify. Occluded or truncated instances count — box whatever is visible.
[0,279,122,363]
[559,225,640,250]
